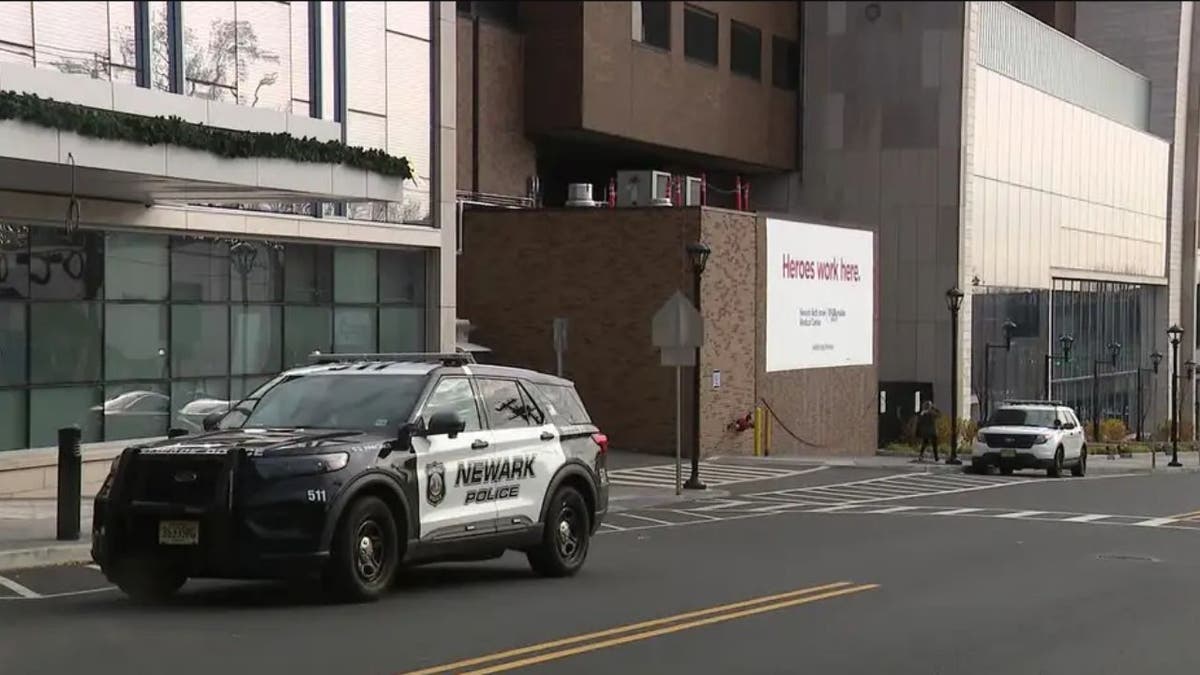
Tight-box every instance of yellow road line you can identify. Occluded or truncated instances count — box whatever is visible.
[399,581,857,675]
[462,584,881,674]
[1167,508,1200,520]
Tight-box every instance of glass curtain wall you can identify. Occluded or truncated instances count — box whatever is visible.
[1049,279,1158,435]
[970,287,1050,420]
[0,223,428,451]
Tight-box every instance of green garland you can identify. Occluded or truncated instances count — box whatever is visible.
[0,90,413,179]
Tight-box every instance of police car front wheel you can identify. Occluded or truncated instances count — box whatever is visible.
[326,496,400,602]
[528,486,591,577]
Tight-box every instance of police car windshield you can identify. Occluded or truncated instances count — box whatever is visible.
[988,408,1057,428]
[239,374,425,432]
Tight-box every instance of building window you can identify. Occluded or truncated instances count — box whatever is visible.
[0,224,430,451]
[683,5,718,66]
[730,21,761,80]
[772,35,799,90]
[633,1,670,51]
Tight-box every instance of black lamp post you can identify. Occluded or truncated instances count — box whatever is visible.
[1091,342,1121,442]
[1169,324,1184,467]
[1135,351,1163,442]
[981,319,1018,421]
[945,287,965,465]
[684,241,711,490]
[1043,334,1075,399]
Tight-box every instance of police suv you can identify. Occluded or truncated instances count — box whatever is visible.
[970,400,1087,477]
[91,352,610,603]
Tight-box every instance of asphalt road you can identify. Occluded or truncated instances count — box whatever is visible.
[3,465,1200,674]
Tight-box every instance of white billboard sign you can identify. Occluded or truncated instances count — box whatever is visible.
[765,218,874,372]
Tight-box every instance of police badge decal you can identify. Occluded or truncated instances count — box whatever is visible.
[426,461,446,507]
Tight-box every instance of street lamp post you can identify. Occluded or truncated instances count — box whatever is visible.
[1136,352,1163,442]
[945,287,965,465]
[1168,324,1184,467]
[981,319,1018,421]
[684,241,711,490]
[1043,334,1075,399]
[1091,342,1122,442]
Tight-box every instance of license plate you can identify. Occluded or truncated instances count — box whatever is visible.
[158,520,199,546]
[1001,449,1016,458]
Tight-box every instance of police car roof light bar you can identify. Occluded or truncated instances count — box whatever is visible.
[307,351,477,366]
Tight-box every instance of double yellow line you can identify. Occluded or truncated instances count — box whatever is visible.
[401,581,879,674]
[1170,508,1200,521]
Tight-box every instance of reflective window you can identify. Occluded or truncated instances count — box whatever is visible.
[229,241,283,303]
[32,1,136,84]
[0,390,26,451]
[149,1,170,90]
[346,1,386,115]
[0,225,29,299]
[171,378,230,432]
[290,1,310,109]
[30,386,102,447]
[334,307,377,352]
[241,374,426,432]
[171,304,229,377]
[105,304,168,380]
[683,5,718,66]
[731,21,761,81]
[232,305,282,375]
[379,249,426,304]
[284,244,333,303]
[0,4,33,65]
[172,238,230,302]
[380,307,424,353]
[421,377,480,431]
[30,303,102,383]
[181,1,237,101]
[477,379,545,430]
[0,304,25,386]
[105,232,168,301]
[386,31,430,183]
[28,230,103,301]
[386,1,430,39]
[633,1,670,50]
[284,305,331,367]
[334,247,377,303]
[102,382,170,441]
[771,36,799,91]
[233,2,291,111]
[2,226,429,452]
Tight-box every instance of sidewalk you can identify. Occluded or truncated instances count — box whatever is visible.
[0,494,94,571]
[718,450,1200,475]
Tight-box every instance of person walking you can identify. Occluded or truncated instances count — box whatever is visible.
[916,400,941,462]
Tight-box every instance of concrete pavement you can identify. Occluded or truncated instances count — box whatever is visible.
[3,465,1200,673]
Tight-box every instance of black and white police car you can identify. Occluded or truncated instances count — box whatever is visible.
[91,352,610,602]
[969,400,1087,477]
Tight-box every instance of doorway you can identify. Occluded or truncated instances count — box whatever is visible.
[878,381,934,447]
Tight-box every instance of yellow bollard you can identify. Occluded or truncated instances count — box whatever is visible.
[753,407,763,457]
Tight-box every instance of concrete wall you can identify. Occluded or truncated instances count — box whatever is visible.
[758,0,967,416]
[968,66,1170,288]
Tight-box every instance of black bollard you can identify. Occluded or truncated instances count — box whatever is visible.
[56,426,82,541]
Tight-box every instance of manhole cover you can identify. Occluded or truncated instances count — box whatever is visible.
[1097,553,1160,563]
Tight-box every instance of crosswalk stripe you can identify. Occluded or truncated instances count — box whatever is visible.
[606,461,817,488]
[934,508,984,516]
[1063,514,1110,523]
[995,510,1044,519]
[862,505,919,514]
[1134,517,1178,527]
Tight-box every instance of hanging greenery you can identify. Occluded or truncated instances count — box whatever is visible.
[0,90,413,179]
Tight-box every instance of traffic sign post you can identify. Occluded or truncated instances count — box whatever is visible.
[652,291,705,495]
[552,317,568,377]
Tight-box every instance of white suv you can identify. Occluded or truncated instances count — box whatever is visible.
[970,401,1087,477]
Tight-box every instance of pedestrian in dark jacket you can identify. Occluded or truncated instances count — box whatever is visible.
[917,401,940,462]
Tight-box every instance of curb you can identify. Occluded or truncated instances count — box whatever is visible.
[0,542,92,573]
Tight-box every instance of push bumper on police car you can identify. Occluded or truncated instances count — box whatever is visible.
[92,444,342,582]
[970,431,1058,470]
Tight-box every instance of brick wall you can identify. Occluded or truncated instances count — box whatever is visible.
[459,207,878,457]
[459,207,699,455]
[456,16,539,197]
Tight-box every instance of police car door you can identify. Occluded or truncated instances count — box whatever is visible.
[475,378,560,532]
[412,376,499,540]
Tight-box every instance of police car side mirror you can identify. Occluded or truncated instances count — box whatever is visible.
[201,412,223,432]
[427,411,467,439]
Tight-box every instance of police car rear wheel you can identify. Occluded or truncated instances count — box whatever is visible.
[328,496,399,602]
[528,486,590,578]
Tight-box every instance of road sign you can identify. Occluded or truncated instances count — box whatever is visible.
[653,290,703,352]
